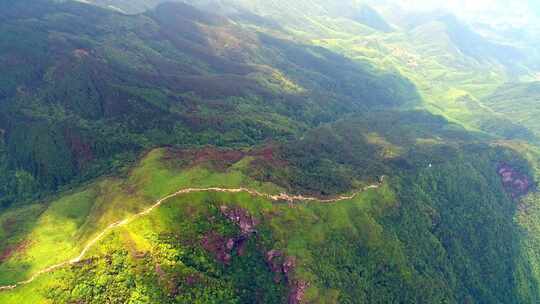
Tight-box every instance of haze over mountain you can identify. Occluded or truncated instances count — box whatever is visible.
[0,1,540,303]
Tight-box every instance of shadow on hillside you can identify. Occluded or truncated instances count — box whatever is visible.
[148,2,421,109]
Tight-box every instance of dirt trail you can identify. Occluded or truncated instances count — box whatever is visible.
[0,181,383,291]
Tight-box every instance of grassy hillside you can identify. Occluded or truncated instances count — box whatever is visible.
[482,82,540,137]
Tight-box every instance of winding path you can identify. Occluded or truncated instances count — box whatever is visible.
[0,181,383,291]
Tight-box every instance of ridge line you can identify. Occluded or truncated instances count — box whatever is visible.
[0,181,383,291]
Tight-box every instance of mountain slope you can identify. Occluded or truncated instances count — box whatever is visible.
[482,82,540,137]
[1,1,540,304]
[1,110,538,303]
[0,0,419,209]
[354,5,393,32]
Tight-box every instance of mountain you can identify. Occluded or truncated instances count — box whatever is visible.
[354,5,393,32]
[2,109,538,303]
[0,1,540,304]
[482,82,540,137]
[0,0,418,208]
[172,0,540,137]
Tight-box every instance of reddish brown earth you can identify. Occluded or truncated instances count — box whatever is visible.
[0,240,30,263]
[249,145,287,166]
[201,231,235,265]
[497,163,534,198]
[164,145,284,171]
[65,129,94,169]
[165,147,245,170]
[191,147,245,165]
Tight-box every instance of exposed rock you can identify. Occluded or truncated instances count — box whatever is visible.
[266,249,284,282]
[282,256,296,277]
[266,249,282,265]
[518,202,530,213]
[497,163,533,198]
[217,205,309,303]
[155,264,180,296]
[266,250,308,303]
[288,280,309,304]
[201,206,260,265]
[266,249,281,259]
[220,205,259,235]
[155,264,166,280]
[201,231,234,265]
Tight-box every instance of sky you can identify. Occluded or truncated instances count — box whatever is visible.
[531,0,540,15]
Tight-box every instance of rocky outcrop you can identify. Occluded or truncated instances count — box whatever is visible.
[497,163,533,198]
[201,206,260,265]
[266,249,308,304]
[282,256,296,277]
[288,280,309,304]
[266,249,284,283]
[201,232,235,264]
[220,205,259,235]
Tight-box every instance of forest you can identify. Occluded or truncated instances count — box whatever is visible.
[1,0,540,303]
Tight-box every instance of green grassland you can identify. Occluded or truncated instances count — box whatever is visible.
[0,148,282,286]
